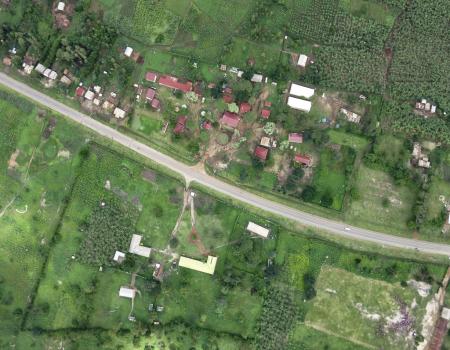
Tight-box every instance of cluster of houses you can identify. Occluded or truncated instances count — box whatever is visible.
[411,142,431,169]
[287,82,315,113]
[415,98,437,116]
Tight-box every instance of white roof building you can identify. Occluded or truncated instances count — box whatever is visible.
[251,74,264,83]
[246,222,270,238]
[84,90,95,100]
[297,54,308,67]
[48,71,58,80]
[179,255,217,275]
[340,108,361,123]
[113,251,125,263]
[22,63,33,75]
[43,68,51,78]
[119,287,135,299]
[289,83,315,99]
[57,2,65,11]
[442,307,450,321]
[124,47,133,57]
[113,107,126,119]
[35,63,46,74]
[128,234,151,257]
[287,96,312,112]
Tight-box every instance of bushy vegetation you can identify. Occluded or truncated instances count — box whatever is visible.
[78,199,135,266]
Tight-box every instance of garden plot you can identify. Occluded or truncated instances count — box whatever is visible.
[306,266,431,350]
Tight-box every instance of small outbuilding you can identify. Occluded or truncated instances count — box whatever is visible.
[119,287,136,299]
[254,146,269,161]
[294,154,312,167]
[113,251,126,263]
[128,234,151,257]
[297,54,308,67]
[288,133,303,144]
[57,2,65,12]
[246,222,270,238]
[124,47,133,57]
[113,107,126,119]
[145,71,158,82]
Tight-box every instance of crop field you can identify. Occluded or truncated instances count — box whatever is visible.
[97,0,181,45]
[346,165,416,235]
[306,266,431,349]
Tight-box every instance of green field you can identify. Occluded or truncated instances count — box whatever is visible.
[346,165,416,235]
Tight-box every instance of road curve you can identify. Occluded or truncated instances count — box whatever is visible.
[2,72,450,256]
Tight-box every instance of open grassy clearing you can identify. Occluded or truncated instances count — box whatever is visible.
[306,266,430,349]
[346,165,416,235]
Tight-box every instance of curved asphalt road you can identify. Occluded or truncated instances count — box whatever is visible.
[2,72,450,256]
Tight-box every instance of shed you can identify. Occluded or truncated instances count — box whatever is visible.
[174,116,188,134]
[119,287,135,299]
[254,146,269,161]
[84,90,95,100]
[289,83,315,99]
[57,2,65,11]
[145,88,156,101]
[297,54,308,67]
[145,71,158,82]
[113,251,125,263]
[124,47,133,57]
[294,154,312,166]
[288,133,303,143]
[60,75,72,85]
[261,109,271,119]
[178,255,217,275]
[251,74,264,83]
[239,102,251,114]
[75,86,86,97]
[151,98,161,110]
[260,136,271,148]
[128,234,151,257]
[113,107,126,119]
[287,96,312,112]
[246,222,269,238]
[35,63,46,74]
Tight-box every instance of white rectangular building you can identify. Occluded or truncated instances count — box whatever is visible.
[246,222,270,238]
[289,83,315,99]
[119,287,135,299]
[287,96,312,112]
[297,54,308,67]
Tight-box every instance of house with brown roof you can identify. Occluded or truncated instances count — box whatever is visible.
[146,88,156,101]
[288,133,303,144]
[254,146,269,161]
[159,75,192,93]
[145,71,158,82]
[174,116,188,134]
[151,98,161,111]
[294,154,312,166]
[219,112,240,129]
[239,102,251,114]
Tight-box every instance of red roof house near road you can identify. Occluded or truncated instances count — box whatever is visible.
[239,102,251,114]
[158,75,192,93]
[75,86,86,97]
[288,133,303,143]
[146,88,156,101]
[151,98,161,110]
[145,71,158,82]
[219,111,240,129]
[294,154,312,166]
[174,116,188,134]
[254,146,269,161]
[261,109,271,119]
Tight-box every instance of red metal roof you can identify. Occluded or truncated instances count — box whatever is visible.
[75,86,86,97]
[254,146,269,161]
[146,88,156,100]
[151,98,161,109]
[239,102,251,114]
[288,133,303,143]
[158,75,192,93]
[220,112,240,128]
[202,121,212,130]
[264,101,272,107]
[145,71,158,82]
[261,109,271,119]
[294,154,312,166]
[174,115,188,134]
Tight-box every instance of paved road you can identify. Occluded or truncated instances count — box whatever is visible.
[2,72,450,256]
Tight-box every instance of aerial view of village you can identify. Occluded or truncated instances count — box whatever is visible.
[0,0,449,349]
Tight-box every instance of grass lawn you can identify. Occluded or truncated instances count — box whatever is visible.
[345,165,416,236]
[306,266,430,350]
[328,129,369,151]
[339,0,399,26]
